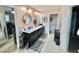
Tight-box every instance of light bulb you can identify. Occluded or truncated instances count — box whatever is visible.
[28,9,32,13]
[34,11,38,15]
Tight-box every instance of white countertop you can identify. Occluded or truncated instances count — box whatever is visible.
[22,25,44,33]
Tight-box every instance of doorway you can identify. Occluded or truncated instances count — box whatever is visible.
[49,14,58,33]
[5,8,15,39]
[0,6,17,52]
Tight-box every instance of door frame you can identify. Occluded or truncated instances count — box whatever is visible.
[49,14,58,33]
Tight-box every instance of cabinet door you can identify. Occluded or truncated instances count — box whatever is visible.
[68,36,79,52]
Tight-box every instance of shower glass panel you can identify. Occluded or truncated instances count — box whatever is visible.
[0,10,8,46]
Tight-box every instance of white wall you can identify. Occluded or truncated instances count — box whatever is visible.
[14,7,20,48]
[45,6,72,51]
[60,6,72,51]
[44,6,61,35]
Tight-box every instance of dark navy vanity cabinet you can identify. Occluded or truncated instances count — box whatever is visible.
[22,26,45,48]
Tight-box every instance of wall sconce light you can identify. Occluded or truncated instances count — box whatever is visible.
[34,11,38,15]
[27,9,32,13]
[34,11,42,16]
[21,7,27,11]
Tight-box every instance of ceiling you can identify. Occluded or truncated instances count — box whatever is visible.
[31,5,61,13]
[5,5,62,14]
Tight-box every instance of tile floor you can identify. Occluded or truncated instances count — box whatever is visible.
[0,37,17,53]
[13,33,67,53]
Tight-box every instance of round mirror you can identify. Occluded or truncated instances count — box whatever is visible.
[22,13,32,25]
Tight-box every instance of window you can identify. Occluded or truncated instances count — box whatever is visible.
[5,15,9,22]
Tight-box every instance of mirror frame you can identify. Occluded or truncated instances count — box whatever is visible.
[22,13,32,25]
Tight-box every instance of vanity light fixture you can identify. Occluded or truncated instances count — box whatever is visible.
[34,11,38,15]
[21,7,27,11]
[34,11,42,16]
[27,8,32,13]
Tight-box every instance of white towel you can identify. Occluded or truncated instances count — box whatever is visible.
[77,29,79,36]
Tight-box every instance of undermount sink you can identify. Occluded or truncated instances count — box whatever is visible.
[23,25,44,33]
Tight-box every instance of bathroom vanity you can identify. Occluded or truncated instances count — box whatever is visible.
[22,25,45,48]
